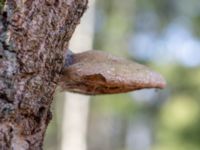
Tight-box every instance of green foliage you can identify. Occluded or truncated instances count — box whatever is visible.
[0,0,5,12]
[91,94,136,117]
[192,15,200,37]
[156,65,200,150]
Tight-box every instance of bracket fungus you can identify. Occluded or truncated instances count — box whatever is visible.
[60,50,166,95]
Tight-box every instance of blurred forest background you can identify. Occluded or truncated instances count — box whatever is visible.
[44,0,200,150]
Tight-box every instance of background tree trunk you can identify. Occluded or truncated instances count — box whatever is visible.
[61,0,95,149]
[0,0,88,149]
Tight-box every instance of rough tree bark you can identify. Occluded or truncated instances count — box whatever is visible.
[0,0,88,149]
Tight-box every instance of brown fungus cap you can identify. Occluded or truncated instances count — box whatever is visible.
[60,50,166,95]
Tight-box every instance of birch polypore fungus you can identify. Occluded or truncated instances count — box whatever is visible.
[60,50,166,95]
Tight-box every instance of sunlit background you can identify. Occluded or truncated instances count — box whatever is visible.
[44,0,200,150]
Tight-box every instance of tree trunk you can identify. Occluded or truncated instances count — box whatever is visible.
[0,0,88,149]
